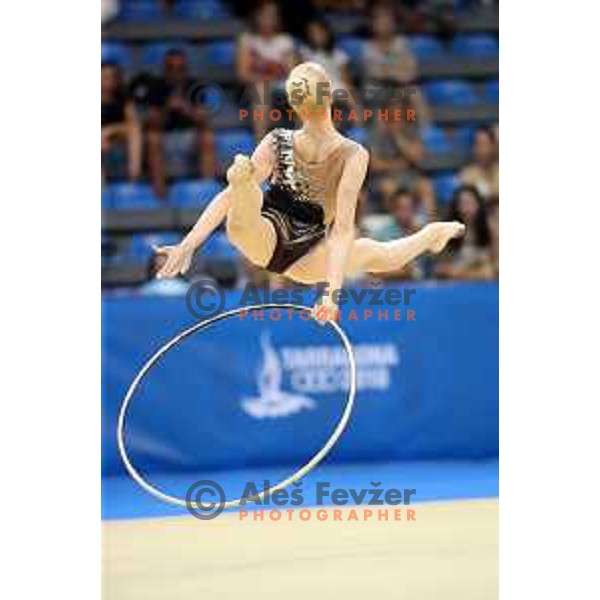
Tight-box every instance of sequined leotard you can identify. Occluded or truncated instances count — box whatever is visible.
[261,128,356,273]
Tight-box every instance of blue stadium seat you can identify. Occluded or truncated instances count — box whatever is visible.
[408,36,445,60]
[147,232,181,247]
[139,42,199,72]
[108,183,161,210]
[103,248,129,267]
[101,43,133,70]
[453,126,475,153]
[484,79,499,103]
[168,180,222,208]
[162,130,197,179]
[101,234,112,265]
[208,92,238,122]
[128,236,155,262]
[201,232,239,260]
[345,127,369,146]
[101,188,113,209]
[433,173,459,205]
[421,126,452,155]
[338,37,364,64]
[174,0,230,21]
[200,41,236,67]
[423,80,478,106]
[119,1,165,22]
[216,236,239,260]
[451,34,499,58]
[215,130,255,168]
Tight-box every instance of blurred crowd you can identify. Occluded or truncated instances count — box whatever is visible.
[102,0,499,283]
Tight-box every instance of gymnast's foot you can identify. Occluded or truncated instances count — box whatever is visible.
[425,222,466,254]
[227,154,254,186]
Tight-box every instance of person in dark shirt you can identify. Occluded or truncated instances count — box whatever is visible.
[369,94,437,219]
[101,63,141,181]
[147,49,217,198]
[434,185,495,280]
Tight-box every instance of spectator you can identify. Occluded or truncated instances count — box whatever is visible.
[376,177,400,213]
[226,0,318,38]
[387,189,423,238]
[299,18,360,122]
[312,0,364,11]
[459,127,499,203]
[434,185,495,280]
[491,122,499,160]
[147,49,217,199]
[101,63,142,182]
[487,197,499,277]
[488,124,499,275]
[369,96,436,218]
[361,2,417,92]
[376,188,421,238]
[237,1,296,137]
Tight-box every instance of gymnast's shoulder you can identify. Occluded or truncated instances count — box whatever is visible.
[340,135,370,165]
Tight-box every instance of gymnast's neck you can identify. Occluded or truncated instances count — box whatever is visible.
[300,114,337,138]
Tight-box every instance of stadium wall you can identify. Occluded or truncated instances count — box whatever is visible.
[102,282,499,476]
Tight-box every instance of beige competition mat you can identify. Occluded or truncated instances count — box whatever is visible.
[102,498,498,600]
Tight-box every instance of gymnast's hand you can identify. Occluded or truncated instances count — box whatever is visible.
[153,244,194,279]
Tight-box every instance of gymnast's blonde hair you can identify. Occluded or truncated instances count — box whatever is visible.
[285,62,332,117]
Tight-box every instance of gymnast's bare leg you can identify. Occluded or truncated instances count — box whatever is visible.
[155,154,463,287]
[223,155,276,268]
[156,148,463,285]
[285,222,464,285]
[213,150,464,285]
[153,152,278,277]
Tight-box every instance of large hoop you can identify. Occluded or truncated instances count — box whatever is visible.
[117,303,357,510]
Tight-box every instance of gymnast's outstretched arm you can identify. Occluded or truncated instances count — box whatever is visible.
[155,134,275,278]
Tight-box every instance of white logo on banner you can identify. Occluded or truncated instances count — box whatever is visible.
[241,331,400,419]
[241,332,316,419]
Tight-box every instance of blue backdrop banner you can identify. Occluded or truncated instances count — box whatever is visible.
[102,282,498,476]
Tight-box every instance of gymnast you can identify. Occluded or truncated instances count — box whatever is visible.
[155,62,465,320]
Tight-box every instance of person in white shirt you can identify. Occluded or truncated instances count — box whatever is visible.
[361,3,417,89]
[299,18,360,123]
[237,1,296,137]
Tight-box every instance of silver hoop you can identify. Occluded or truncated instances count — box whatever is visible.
[117,303,357,510]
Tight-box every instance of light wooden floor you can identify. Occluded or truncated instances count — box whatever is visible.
[102,499,498,600]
